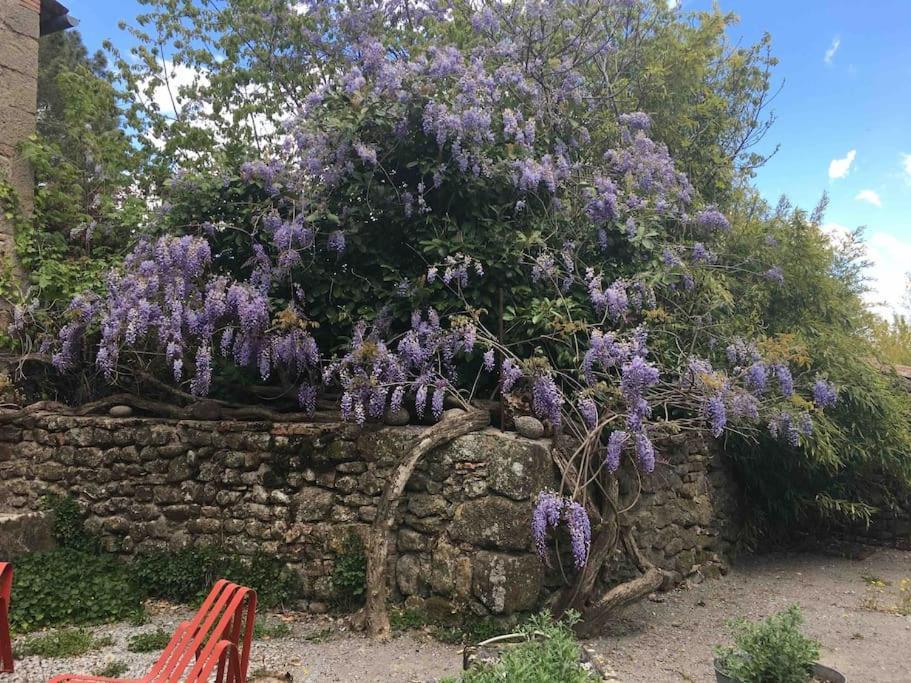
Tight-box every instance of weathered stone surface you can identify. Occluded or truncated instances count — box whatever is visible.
[449,496,532,550]
[109,405,134,418]
[472,551,543,614]
[293,487,334,522]
[0,411,741,611]
[408,494,448,518]
[513,416,545,439]
[396,553,428,596]
[0,512,55,558]
[383,408,411,426]
[486,436,553,500]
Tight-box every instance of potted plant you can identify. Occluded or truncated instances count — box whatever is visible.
[714,605,845,683]
[459,612,607,682]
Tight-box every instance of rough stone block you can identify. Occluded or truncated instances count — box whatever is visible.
[486,435,553,500]
[449,496,532,550]
[0,4,39,40]
[0,511,54,558]
[293,486,334,522]
[471,551,542,614]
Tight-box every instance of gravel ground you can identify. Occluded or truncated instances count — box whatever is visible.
[8,546,910,682]
[594,546,911,682]
[7,607,464,683]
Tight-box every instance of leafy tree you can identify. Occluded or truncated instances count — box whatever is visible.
[1,31,147,322]
[7,0,910,639]
[38,30,114,141]
[871,316,911,366]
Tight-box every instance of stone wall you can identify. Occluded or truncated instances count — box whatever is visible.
[0,412,740,614]
[841,475,911,551]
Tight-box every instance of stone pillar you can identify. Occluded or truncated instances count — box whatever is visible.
[0,0,40,297]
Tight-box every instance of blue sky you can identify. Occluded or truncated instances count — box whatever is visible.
[71,0,911,315]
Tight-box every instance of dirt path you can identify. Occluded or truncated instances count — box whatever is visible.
[10,547,910,682]
[592,547,911,682]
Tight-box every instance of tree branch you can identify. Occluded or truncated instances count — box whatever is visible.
[365,407,490,640]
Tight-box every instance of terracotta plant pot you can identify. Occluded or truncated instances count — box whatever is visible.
[713,659,846,683]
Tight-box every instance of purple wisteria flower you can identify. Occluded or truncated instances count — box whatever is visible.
[726,338,760,365]
[764,266,784,284]
[353,141,378,166]
[773,364,794,397]
[565,501,592,569]
[730,392,759,420]
[532,491,563,557]
[604,430,628,472]
[798,411,813,437]
[619,111,651,131]
[635,432,656,473]
[582,329,625,384]
[500,358,524,393]
[531,491,591,569]
[663,247,682,267]
[577,397,598,430]
[327,230,346,254]
[585,269,628,320]
[482,349,495,372]
[768,411,800,447]
[812,379,838,408]
[691,242,715,263]
[705,392,727,437]
[744,362,769,394]
[532,373,564,426]
[53,236,320,399]
[694,207,731,232]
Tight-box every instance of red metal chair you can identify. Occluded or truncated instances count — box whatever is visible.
[48,579,257,683]
[0,563,12,674]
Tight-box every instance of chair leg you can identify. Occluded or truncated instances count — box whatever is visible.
[0,597,13,673]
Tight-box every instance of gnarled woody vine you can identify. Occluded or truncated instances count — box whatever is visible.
[10,0,841,638]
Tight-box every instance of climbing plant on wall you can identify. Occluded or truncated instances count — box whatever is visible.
[7,0,911,638]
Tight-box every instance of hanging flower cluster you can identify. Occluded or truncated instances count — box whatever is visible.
[322,310,477,425]
[532,491,591,569]
[52,236,320,406]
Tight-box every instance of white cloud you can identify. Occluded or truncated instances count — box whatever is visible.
[855,189,882,207]
[820,221,851,246]
[864,232,911,317]
[828,149,856,179]
[667,0,679,8]
[144,61,210,117]
[140,60,282,155]
[902,153,911,182]
[821,223,909,318]
[824,36,841,65]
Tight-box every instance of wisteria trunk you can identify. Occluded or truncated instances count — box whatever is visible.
[572,528,664,638]
[365,407,490,640]
[550,475,663,636]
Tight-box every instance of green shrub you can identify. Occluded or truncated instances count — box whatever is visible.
[715,605,820,683]
[131,546,225,603]
[42,494,97,552]
[9,549,142,633]
[253,619,293,640]
[126,628,171,653]
[390,606,508,645]
[94,660,129,678]
[16,628,112,658]
[330,533,366,611]
[444,613,598,683]
[131,546,301,609]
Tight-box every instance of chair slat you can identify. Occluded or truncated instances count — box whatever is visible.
[47,580,257,683]
[0,563,13,674]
